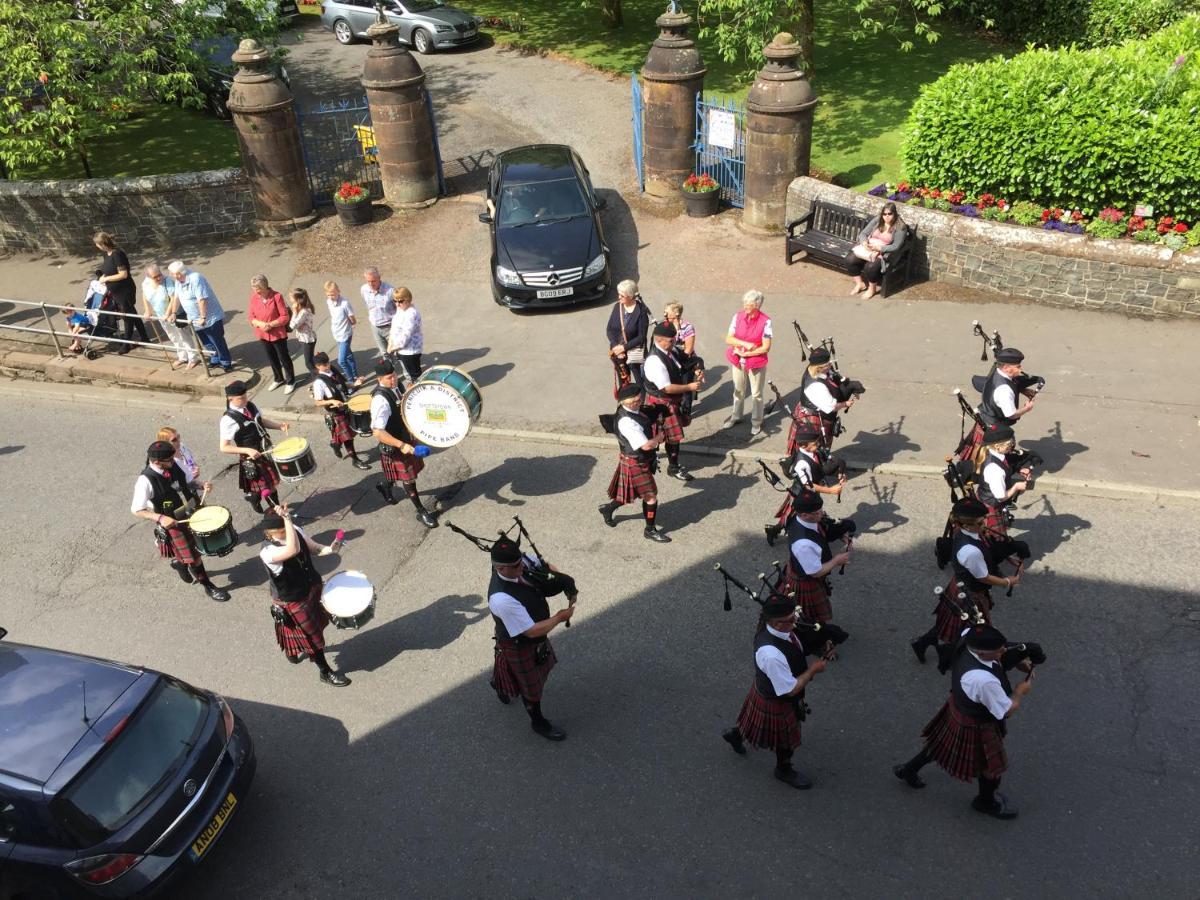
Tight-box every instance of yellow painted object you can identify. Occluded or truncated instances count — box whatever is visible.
[347,394,373,412]
[353,125,379,164]
[272,437,309,459]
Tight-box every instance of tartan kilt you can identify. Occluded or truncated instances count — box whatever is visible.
[921,696,1008,782]
[608,453,657,503]
[238,456,280,496]
[780,565,833,622]
[645,396,689,443]
[774,493,795,525]
[934,580,994,645]
[492,637,556,702]
[787,408,834,454]
[955,422,986,462]
[157,523,203,568]
[736,684,801,751]
[380,446,423,484]
[273,583,329,659]
[611,359,633,399]
[326,409,354,445]
[982,504,1009,537]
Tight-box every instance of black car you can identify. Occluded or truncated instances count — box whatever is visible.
[479,144,611,310]
[0,631,256,898]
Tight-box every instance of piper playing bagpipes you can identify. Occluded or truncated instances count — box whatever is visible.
[599,383,671,543]
[642,321,702,482]
[760,425,847,546]
[974,424,1036,536]
[784,323,865,455]
[777,489,856,634]
[954,321,1044,463]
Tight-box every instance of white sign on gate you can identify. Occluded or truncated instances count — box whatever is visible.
[707,108,737,150]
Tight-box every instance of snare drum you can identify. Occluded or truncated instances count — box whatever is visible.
[346,394,374,436]
[189,505,239,557]
[272,437,316,482]
[401,365,483,448]
[320,570,376,630]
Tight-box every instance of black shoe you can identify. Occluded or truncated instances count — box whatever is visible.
[936,643,954,674]
[764,523,782,546]
[320,669,352,687]
[644,526,672,543]
[531,719,567,741]
[722,728,747,756]
[222,365,236,374]
[774,766,813,790]
[351,458,371,471]
[417,508,439,528]
[170,560,196,584]
[331,443,344,459]
[598,503,618,527]
[287,654,307,665]
[893,764,926,789]
[972,793,1018,819]
[488,679,511,705]
[204,583,230,602]
[910,637,929,664]
[116,346,132,356]
[667,465,694,482]
[375,483,399,505]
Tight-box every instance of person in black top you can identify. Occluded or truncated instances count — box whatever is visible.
[219,380,289,513]
[370,358,436,527]
[606,280,650,392]
[311,352,371,470]
[94,231,149,354]
[598,383,670,542]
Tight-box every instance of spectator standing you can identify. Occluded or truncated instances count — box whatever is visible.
[663,300,703,416]
[606,279,650,388]
[723,290,773,437]
[289,287,318,379]
[360,267,395,358]
[95,231,149,355]
[386,286,423,383]
[157,426,200,484]
[324,280,360,384]
[142,264,197,369]
[248,274,296,394]
[166,260,233,372]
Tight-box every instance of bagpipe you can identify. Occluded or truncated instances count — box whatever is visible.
[793,321,867,404]
[446,516,578,626]
[714,562,846,658]
[936,456,1032,575]
[759,455,843,505]
[969,319,1047,396]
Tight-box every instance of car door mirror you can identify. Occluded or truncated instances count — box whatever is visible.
[478,212,492,224]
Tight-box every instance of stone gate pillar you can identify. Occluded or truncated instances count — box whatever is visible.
[641,4,706,201]
[227,39,316,232]
[361,10,439,208]
[743,33,818,232]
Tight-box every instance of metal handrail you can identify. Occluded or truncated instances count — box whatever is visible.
[0,297,214,376]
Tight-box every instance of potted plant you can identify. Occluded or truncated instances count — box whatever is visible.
[333,181,373,226]
[681,172,720,218]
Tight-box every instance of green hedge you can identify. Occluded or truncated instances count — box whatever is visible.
[948,0,1200,47]
[899,16,1200,220]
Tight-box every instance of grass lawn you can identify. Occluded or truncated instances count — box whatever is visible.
[13,103,240,181]
[464,0,1010,189]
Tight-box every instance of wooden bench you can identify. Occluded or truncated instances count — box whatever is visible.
[785,199,918,298]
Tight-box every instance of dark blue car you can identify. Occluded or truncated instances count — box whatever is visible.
[0,634,255,898]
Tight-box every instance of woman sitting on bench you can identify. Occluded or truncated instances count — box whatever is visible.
[846,202,907,299]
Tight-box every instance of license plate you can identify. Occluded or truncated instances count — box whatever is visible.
[189,792,238,861]
[464,28,476,36]
[536,286,573,299]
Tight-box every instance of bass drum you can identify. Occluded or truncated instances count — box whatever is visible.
[401,365,483,449]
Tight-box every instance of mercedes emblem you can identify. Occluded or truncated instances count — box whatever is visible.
[182,779,198,798]
[547,273,560,286]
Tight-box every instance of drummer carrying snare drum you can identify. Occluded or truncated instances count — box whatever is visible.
[219,380,289,514]
[311,351,371,471]
[261,504,350,687]
[131,440,231,602]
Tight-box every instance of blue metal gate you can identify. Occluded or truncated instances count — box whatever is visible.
[694,94,745,208]
[631,71,645,192]
[296,96,383,207]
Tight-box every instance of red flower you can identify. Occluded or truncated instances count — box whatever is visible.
[930,188,942,199]
[1071,210,1083,222]
[1174,222,1189,233]
[978,193,996,208]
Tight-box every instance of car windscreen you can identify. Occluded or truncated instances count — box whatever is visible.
[497,178,589,227]
[52,679,208,846]
[405,0,446,11]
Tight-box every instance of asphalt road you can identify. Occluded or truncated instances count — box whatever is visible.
[1,382,1197,898]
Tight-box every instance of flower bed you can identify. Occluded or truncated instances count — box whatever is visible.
[868,182,1200,253]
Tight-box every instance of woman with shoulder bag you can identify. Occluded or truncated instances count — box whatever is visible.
[846,202,908,299]
[605,279,650,395]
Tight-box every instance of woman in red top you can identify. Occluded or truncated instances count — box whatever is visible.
[248,274,296,394]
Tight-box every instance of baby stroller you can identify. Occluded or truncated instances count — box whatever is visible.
[74,274,120,360]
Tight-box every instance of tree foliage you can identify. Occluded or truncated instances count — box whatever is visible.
[0,0,280,178]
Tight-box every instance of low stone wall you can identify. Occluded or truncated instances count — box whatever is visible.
[786,177,1200,318]
[0,169,257,254]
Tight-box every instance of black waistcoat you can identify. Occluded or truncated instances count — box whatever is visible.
[753,629,807,698]
[224,402,269,451]
[615,405,653,461]
[644,345,684,399]
[951,649,1013,722]
[264,537,321,602]
[952,530,999,592]
[785,519,832,578]
[372,386,414,443]
[979,368,1016,427]
[976,452,1012,508]
[140,463,194,516]
[800,369,837,418]
[316,372,348,403]
[490,569,551,641]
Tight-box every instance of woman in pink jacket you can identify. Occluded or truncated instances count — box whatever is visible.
[248,274,296,394]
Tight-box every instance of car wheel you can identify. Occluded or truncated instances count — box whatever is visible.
[333,19,354,44]
[413,28,432,54]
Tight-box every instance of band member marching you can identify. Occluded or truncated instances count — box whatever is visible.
[260,506,350,686]
[721,592,830,789]
[958,347,1039,461]
[311,351,371,471]
[219,380,288,513]
[598,383,670,543]
[975,425,1032,536]
[893,624,1038,820]
[778,490,855,634]
[131,441,230,602]
[487,536,575,741]
[787,347,858,454]
[643,321,701,483]
[766,426,847,546]
[370,358,437,527]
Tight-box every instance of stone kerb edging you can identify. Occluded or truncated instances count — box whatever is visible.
[0,168,257,254]
[785,177,1200,318]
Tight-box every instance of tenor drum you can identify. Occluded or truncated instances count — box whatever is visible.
[401,365,483,449]
[346,394,374,436]
[320,570,376,630]
[272,437,316,482]
[189,506,239,557]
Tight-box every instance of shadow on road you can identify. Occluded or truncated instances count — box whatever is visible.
[336,592,488,672]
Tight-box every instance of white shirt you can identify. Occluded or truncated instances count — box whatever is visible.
[981,452,1009,502]
[388,305,423,354]
[803,379,837,414]
[955,532,989,579]
[130,463,188,514]
[360,282,395,327]
[755,625,802,695]
[789,519,825,575]
[370,391,396,431]
[312,375,337,402]
[260,526,309,574]
[960,652,1013,719]
[488,564,542,636]
[792,450,817,486]
[992,371,1017,417]
[291,307,316,343]
[219,405,260,444]
[617,413,649,450]
[642,353,670,390]
[727,314,774,339]
[327,295,354,342]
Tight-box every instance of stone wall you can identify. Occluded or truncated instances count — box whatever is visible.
[786,177,1200,318]
[0,169,257,254]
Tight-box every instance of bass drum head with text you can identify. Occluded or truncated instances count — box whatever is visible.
[401,366,483,449]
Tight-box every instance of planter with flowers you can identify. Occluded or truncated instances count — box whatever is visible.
[333,181,373,227]
[681,172,721,218]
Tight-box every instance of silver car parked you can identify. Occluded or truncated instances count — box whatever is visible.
[320,0,481,53]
